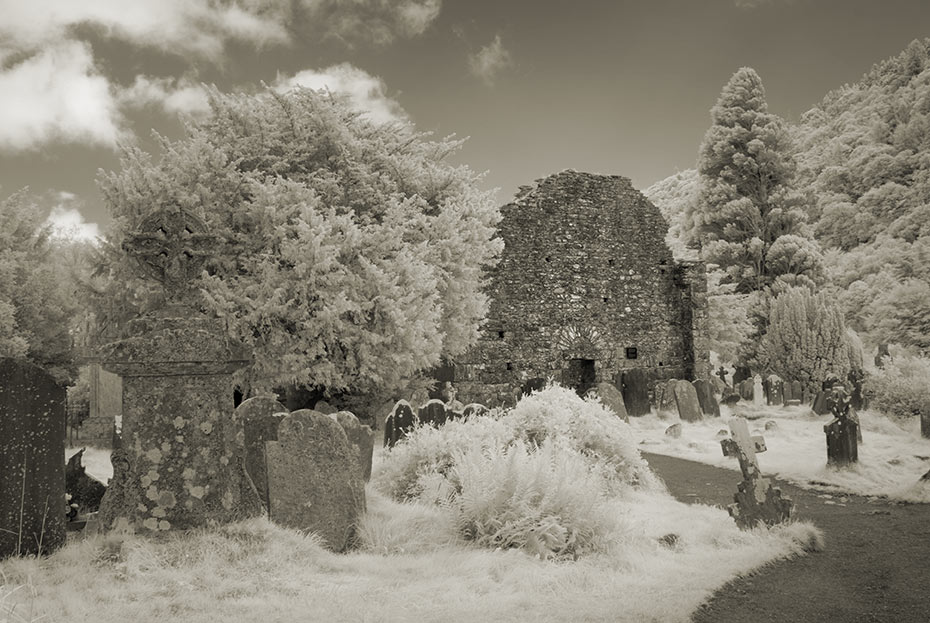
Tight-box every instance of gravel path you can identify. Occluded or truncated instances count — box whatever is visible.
[642,452,930,623]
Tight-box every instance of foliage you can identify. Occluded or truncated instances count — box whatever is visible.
[374,385,657,559]
[695,67,823,294]
[761,287,851,392]
[644,168,701,260]
[0,191,83,384]
[864,354,930,421]
[96,86,502,396]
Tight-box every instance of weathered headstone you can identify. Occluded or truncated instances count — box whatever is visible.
[619,369,651,417]
[593,382,629,421]
[693,379,720,418]
[97,205,261,533]
[673,380,703,422]
[765,376,783,407]
[238,395,288,513]
[0,358,66,558]
[265,410,366,552]
[665,423,682,438]
[313,400,337,416]
[738,378,754,401]
[824,390,858,466]
[383,399,416,448]
[462,403,489,419]
[418,399,448,428]
[720,417,793,529]
[654,379,678,419]
[332,411,374,481]
[752,375,765,407]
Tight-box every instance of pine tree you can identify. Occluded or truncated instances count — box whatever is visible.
[696,67,822,294]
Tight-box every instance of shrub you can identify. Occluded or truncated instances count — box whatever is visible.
[864,354,930,420]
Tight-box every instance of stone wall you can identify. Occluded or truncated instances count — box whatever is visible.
[452,170,709,407]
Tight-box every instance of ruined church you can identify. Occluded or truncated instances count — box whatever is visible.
[450,170,710,407]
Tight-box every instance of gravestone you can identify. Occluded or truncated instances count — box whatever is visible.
[721,385,741,406]
[383,400,416,448]
[738,379,754,401]
[593,382,629,421]
[824,390,858,466]
[332,411,374,482]
[693,379,720,418]
[238,395,288,513]
[654,379,678,419]
[673,380,703,422]
[716,366,729,386]
[0,358,66,558]
[720,417,793,529]
[97,205,261,533]
[313,400,337,416]
[665,423,682,438]
[265,410,366,552]
[619,369,651,417]
[765,376,783,407]
[752,375,765,407]
[418,399,448,428]
[462,403,489,419]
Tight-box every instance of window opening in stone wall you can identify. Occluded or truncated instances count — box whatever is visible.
[608,259,615,266]
[498,330,505,340]
[563,358,596,397]
[506,362,513,370]
[659,361,664,366]
[545,256,551,262]
[625,347,638,360]
[603,297,610,302]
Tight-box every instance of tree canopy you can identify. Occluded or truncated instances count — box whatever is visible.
[96,87,502,396]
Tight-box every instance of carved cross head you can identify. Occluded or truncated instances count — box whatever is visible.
[122,204,218,302]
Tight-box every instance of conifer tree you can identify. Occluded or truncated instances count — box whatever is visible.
[696,67,822,294]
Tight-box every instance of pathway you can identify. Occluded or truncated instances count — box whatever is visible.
[642,452,930,623]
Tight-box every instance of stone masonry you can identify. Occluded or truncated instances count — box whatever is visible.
[451,170,710,407]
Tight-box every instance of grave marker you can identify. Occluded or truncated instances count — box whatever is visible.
[383,400,416,448]
[824,390,858,466]
[238,395,288,513]
[332,411,374,481]
[673,380,703,422]
[693,379,720,418]
[619,369,650,417]
[593,382,629,421]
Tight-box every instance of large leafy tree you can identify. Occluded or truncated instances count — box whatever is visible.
[696,67,822,294]
[96,87,502,397]
[0,192,82,383]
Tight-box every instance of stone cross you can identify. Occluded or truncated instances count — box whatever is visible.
[720,417,793,529]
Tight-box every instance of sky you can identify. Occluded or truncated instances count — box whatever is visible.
[1,0,929,240]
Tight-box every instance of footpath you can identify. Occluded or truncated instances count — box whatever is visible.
[642,452,930,623]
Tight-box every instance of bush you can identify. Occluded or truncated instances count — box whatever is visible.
[374,384,656,559]
[864,355,930,420]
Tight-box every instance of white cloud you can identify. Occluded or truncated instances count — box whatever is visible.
[0,0,290,62]
[0,41,123,152]
[468,35,513,85]
[276,63,406,124]
[45,201,101,243]
[119,75,212,117]
[300,0,442,46]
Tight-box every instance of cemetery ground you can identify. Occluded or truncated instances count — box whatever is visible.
[2,399,825,623]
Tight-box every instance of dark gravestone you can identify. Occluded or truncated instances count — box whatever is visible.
[418,399,448,428]
[673,380,703,422]
[237,395,288,513]
[1,358,66,558]
[693,379,720,418]
[811,391,832,415]
[65,449,106,514]
[461,403,489,419]
[765,376,783,407]
[619,369,651,417]
[520,377,547,397]
[383,400,416,448]
[654,379,678,419]
[332,411,374,482]
[593,382,629,421]
[265,410,366,552]
[738,379,754,402]
[824,392,858,466]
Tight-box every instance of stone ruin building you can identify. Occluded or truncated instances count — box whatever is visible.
[446,170,710,407]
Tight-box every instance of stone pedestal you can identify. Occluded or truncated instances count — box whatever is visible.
[98,310,261,531]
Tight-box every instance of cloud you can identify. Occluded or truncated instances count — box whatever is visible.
[733,0,793,7]
[0,41,123,152]
[303,0,442,46]
[468,35,513,85]
[0,0,290,62]
[45,194,101,242]
[276,63,406,124]
[119,75,212,117]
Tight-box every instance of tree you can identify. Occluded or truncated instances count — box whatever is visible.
[0,191,82,383]
[696,68,822,294]
[762,287,851,392]
[96,87,503,398]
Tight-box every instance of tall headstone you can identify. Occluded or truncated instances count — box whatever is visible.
[619,369,651,417]
[383,400,416,448]
[693,379,720,418]
[765,376,783,407]
[654,379,678,419]
[0,359,66,558]
[265,410,366,552]
[332,411,375,481]
[752,375,765,407]
[738,379,754,401]
[593,382,629,421]
[237,395,288,513]
[673,380,703,422]
[97,205,261,532]
[824,390,859,466]
[418,399,448,428]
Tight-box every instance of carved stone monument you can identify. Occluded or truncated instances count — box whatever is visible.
[98,205,261,532]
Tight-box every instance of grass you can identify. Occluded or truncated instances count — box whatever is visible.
[2,447,823,623]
